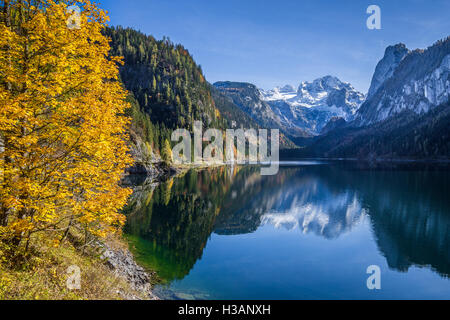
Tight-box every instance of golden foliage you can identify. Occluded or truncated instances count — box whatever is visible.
[161,139,172,164]
[0,1,133,247]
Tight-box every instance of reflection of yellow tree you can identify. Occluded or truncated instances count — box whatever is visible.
[163,179,174,206]
[145,190,154,207]
[0,1,132,247]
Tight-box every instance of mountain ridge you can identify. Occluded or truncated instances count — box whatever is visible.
[214,76,365,139]
[214,81,310,139]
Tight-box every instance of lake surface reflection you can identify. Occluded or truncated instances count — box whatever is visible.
[124,161,450,300]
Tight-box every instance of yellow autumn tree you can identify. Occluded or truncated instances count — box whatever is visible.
[0,0,133,248]
[161,139,172,165]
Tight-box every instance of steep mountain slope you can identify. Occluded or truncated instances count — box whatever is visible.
[105,27,223,140]
[261,76,365,135]
[105,27,238,173]
[208,84,260,129]
[213,82,282,127]
[355,37,450,126]
[320,117,347,135]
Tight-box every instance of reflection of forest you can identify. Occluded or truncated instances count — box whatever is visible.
[347,167,450,278]
[123,167,243,282]
[124,163,450,283]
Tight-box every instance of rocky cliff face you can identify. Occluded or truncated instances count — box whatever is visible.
[261,76,365,135]
[127,130,159,174]
[126,130,177,180]
[355,37,450,126]
[367,44,410,98]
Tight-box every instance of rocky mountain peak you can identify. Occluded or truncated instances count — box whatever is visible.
[367,43,410,98]
[279,84,296,93]
[355,37,450,126]
[299,75,341,94]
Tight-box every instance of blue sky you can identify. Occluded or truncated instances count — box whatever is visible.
[99,0,450,93]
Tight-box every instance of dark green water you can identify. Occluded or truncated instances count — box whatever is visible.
[124,161,450,300]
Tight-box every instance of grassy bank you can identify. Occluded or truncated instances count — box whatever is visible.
[0,234,148,300]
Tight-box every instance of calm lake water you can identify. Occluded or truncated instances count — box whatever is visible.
[124,161,450,300]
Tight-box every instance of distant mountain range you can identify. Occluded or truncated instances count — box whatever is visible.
[109,25,449,162]
[214,76,365,138]
[214,81,310,138]
[288,36,450,159]
[216,36,450,159]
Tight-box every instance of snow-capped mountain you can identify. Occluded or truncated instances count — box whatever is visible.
[302,37,450,159]
[260,76,365,135]
[260,84,297,101]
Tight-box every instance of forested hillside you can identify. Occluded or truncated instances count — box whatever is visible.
[105,27,225,155]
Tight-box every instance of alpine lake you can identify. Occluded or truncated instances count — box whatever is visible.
[123,160,450,300]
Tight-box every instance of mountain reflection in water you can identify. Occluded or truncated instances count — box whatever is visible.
[123,162,450,298]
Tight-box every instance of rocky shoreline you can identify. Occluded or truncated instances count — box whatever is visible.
[100,242,159,300]
[105,161,181,300]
